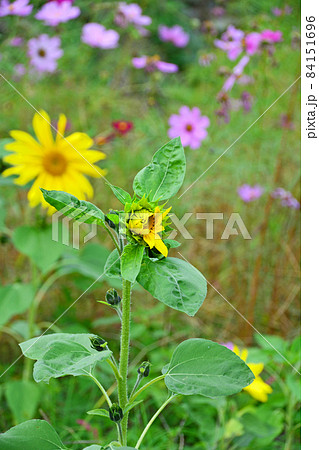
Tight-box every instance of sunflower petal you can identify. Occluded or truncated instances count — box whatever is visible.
[32,110,54,148]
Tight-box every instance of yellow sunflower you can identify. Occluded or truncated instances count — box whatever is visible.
[232,345,273,402]
[127,205,171,257]
[2,110,106,214]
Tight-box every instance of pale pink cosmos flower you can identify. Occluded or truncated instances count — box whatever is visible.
[132,56,178,73]
[222,55,250,92]
[158,25,189,47]
[115,2,151,35]
[0,0,32,16]
[168,106,210,150]
[13,63,26,79]
[271,188,300,209]
[81,23,119,49]
[238,184,264,202]
[35,0,80,26]
[28,34,63,73]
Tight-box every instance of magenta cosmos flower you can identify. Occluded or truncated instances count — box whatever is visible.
[35,0,80,26]
[261,30,282,43]
[28,34,63,73]
[168,106,210,150]
[222,55,250,92]
[81,24,119,49]
[158,25,189,47]
[132,56,178,73]
[215,25,262,60]
[0,0,32,16]
[114,2,151,35]
[238,184,264,202]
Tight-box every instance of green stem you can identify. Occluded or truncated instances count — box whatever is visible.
[88,373,112,408]
[117,423,124,446]
[103,223,121,254]
[107,359,123,383]
[117,278,132,445]
[135,394,177,449]
[129,374,142,400]
[129,374,165,404]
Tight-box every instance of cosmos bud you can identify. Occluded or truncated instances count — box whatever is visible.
[90,336,108,352]
[105,288,121,306]
[109,403,123,423]
[137,361,151,378]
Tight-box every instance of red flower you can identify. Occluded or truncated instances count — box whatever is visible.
[112,120,133,135]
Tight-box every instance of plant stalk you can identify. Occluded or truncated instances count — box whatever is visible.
[135,394,177,449]
[117,278,132,445]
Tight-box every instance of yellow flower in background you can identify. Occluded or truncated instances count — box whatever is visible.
[126,197,171,257]
[2,110,106,214]
[232,345,273,402]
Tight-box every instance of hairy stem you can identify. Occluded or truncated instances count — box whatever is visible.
[117,278,132,445]
[135,394,177,449]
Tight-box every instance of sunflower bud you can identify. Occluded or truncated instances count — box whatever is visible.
[137,361,151,378]
[90,336,108,352]
[109,403,123,423]
[105,288,121,306]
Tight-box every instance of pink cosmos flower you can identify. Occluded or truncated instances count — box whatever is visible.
[35,0,80,26]
[0,0,32,16]
[238,184,264,202]
[81,24,119,49]
[132,56,178,73]
[9,36,24,47]
[198,53,216,66]
[222,55,250,92]
[261,30,282,43]
[271,188,300,209]
[158,25,189,47]
[168,106,210,150]
[28,34,63,73]
[115,2,151,35]
[245,32,262,55]
[212,6,225,17]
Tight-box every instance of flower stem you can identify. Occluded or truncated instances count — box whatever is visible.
[89,373,112,408]
[129,374,165,404]
[117,278,132,445]
[135,394,177,449]
[103,223,121,254]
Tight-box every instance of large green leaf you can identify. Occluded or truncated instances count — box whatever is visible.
[41,189,105,225]
[12,225,67,274]
[0,283,34,327]
[5,380,41,425]
[137,257,207,316]
[19,333,111,383]
[0,419,68,449]
[133,137,186,201]
[164,339,255,397]
[120,244,144,283]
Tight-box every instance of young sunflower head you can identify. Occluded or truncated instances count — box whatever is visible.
[2,110,106,214]
[124,196,171,257]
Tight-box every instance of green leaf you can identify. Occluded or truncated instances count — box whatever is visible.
[133,137,186,201]
[0,138,12,159]
[12,225,66,274]
[19,333,111,383]
[5,380,41,425]
[107,183,131,205]
[41,189,105,225]
[82,446,103,450]
[137,257,207,316]
[120,244,144,283]
[87,409,109,418]
[104,249,121,279]
[164,339,255,397]
[163,239,181,249]
[0,283,35,327]
[0,419,68,449]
